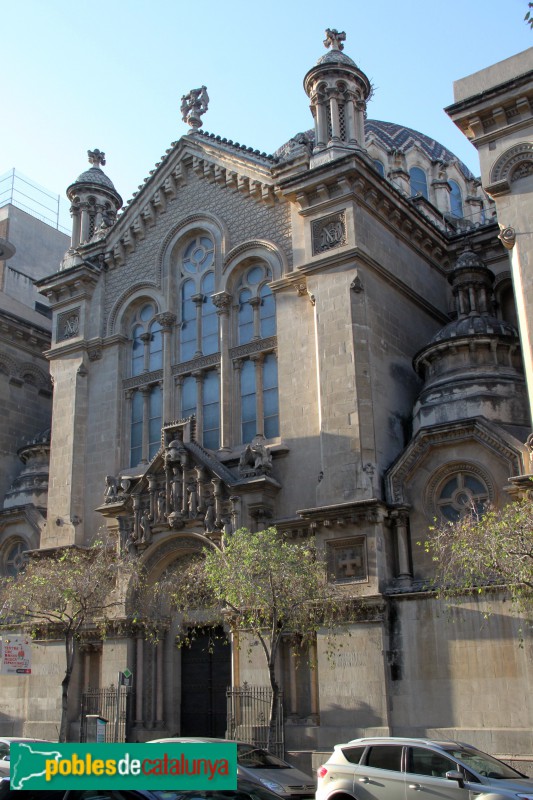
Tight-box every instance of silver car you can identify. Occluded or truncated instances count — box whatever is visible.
[148,738,315,798]
[316,737,533,800]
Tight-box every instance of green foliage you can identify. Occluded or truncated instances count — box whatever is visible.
[526,2,533,28]
[0,537,131,636]
[168,527,349,665]
[425,494,533,619]
[0,536,138,742]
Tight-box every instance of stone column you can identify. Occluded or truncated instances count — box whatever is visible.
[156,639,165,726]
[70,202,81,248]
[328,89,341,142]
[213,292,232,450]
[250,296,261,340]
[193,294,204,357]
[233,359,243,443]
[391,507,412,586]
[135,635,144,726]
[193,370,204,443]
[157,313,176,424]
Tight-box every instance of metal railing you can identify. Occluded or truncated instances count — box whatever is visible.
[0,168,70,234]
[227,683,284,757]
[80,685,134,743]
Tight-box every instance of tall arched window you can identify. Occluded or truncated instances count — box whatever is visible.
[178,235,217,361]
[180,279,196,361]
[149,319,163,370]
[259,285,276,338]
[201,272,218,355]
[234,263,278,444]
[373,159,385,177]
[449,180,463,218]
[263,353,279,439]
[181,375,197,419]
[203,370,220,449]
[130,385,162,466]
[409,167,429,200]
[130,302,158,376]
[240,360,257,443]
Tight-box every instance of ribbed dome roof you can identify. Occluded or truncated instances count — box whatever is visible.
[68,166,118,193]
[431,315,518,342]
[275,120,475,180]
[315,50,357,68]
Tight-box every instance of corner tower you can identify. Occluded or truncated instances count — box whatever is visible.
[304,28,371,167]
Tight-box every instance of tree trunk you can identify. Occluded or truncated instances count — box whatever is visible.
[267,659,280,753]
[59,632,75,742]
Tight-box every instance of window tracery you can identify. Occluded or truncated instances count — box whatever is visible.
[3,539,28,577]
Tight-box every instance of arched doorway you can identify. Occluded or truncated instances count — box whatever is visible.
[180,625,231,737]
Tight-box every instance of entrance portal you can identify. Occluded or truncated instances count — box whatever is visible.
[180,626,231,737]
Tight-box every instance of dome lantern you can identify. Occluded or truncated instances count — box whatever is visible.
[303,28,371,165]
[66,149,122,250]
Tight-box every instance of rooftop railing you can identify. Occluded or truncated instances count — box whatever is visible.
[0,168,70,235]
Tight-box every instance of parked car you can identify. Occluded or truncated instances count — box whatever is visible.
[0,776,286,799]
[0,737,54,777]
[316,737,533,800]
[148,739,315,799]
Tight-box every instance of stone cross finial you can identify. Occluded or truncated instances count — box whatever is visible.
[88,149,106,167]
[181,86,209,131]
[324,28,346,51]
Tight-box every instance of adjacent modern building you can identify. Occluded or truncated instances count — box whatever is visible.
[1,33,532,758]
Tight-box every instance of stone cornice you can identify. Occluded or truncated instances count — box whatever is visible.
[271,247,450,325]
[297,498,389,526]
[0,312,51,355]
[386,417,527,504]
[279,155,453,268]
[35,263,100,308]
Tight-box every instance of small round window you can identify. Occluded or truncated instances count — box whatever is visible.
[436,472,489,521]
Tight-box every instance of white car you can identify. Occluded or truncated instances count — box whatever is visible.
[0,737,53,777]
[316,737,533,800]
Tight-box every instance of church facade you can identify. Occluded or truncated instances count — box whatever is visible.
[1,32,533,757]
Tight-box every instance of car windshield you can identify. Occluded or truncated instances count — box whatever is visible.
[441,746,526,779]
[236,746,289,769]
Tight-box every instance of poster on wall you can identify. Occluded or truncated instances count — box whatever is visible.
[0,635,32,674]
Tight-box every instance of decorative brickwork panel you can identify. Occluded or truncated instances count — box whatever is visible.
[103,174,292,327]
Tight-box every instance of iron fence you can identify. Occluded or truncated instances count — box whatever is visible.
[227,684,284,757]
[80,685,134,743]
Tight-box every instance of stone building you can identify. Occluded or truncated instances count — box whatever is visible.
[1,32,532,757]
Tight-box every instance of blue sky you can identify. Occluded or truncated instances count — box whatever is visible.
[2,0,531,232]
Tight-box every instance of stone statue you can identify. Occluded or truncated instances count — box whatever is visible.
[181,86,209,131]
[104,475,118,502]
[164,439,184,466]
[204,500,216,532]
[140,508,151,543]
[157,490,166,522]
[239,434,272,475]
[187,480,198,518]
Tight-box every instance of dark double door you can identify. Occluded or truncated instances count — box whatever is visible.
[180,626,231,737]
